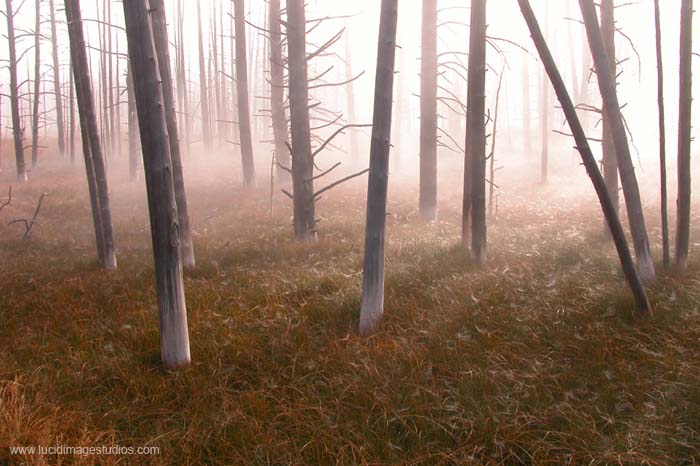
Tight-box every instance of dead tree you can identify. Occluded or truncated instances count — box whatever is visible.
[518,0,651,316]
[286,0,317,242]
[579,0,655,282]
[196,0,211,150]
[65,0,117,270]
[468,0,487,265]
[359,0,398,336]
[30,0,41,168]
[489,65,505,218]
[69,54,75,164]
[48,0,65,157]
[5,0,27,181]
[419,0,438,222]
[122,0,191,369]
[675,0,693,272]
[8,192,47,240]
[149,0,195,269]
[126,65,140,180]
[269,0,289,184]
[234,0,256,187]
[600,0,618,235]
[654,0,669,269]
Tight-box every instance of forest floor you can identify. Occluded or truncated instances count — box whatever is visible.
[2,158,700,465]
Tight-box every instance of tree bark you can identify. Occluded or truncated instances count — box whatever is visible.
[579,0,655,281]
[287,0,316,242]
[517,0,651,316]
[419,0,438,222]
[233,0,256,187]
[31,0,41,168]
[359,0,398,335]
[149,0,195,269]
[468,0,487,265]
[196,0,211,150]
[654,0,669,270]
[126,64,140,180]
[269,0,289,185]
[6,0,27,181]
[65,0,117,270]
[123,0,191,369]
[675,0,693,272]
[600,0,618,236]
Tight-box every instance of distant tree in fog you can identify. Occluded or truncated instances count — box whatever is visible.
[269,0,290,185]
[419,0,438,222]
[5,0,27,181]
[600,0,618,237]
[233,0,256,187]
[359,0,398,335]
[654,0,669,269]
[30,0,41,168]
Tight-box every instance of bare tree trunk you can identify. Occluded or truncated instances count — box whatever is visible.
[211,1,222,145]
[69,54,76,165]
[601,0,618,236]
[419,0,438,222]
[149,0,195,269]
[6,0,27,181]
[197,0,211,150]
[287,0,316,242]
[269,0,289,184]
[654,0,669,270]
[126,65,140,180]
[675,0,693,272]
[518,0,651,316]
[359,0,398,335]
[49,0,65,157]
[31,0,41,168]
[234,0,256,187]
[468,0,487,265]
[123,0,191,369]
[65,0,117,270]
[489,66,504,218]
[579,0,655,282]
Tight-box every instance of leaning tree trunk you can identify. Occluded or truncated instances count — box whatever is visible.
[359,0,398,336]
[269,0,289,185]
[419,0,438,222]
[468,0,487,265]
[675,0,693,272]
[287,0,317,242]
[579,0,655,282]
[123,0,191,369]
[6,0,27,181]
[65,0,117,270]
[69,54,75,164]
[233,0,256,187]
[601,0,618,236]
[149,0,196,269]
[518,0,651,316]
[30,0,41,168]
[654,0,669,270]
[49,0,65,158]
[126,65,140,180]
[196,0,211,150]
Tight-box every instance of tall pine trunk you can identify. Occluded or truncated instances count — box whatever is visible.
[196,0,211,150]
[6,0,27,181]
[49,0,65,157]
[359,0,398,335]
[123,0,191,369]
[601,0,618,236]
[269,0,289,184]
[654,0,670,269]
[419,0,438,222]
[234,0,256,187]
[31,0,41,168]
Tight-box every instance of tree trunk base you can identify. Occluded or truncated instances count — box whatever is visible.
[637,253,656,282]
[419,207,438,223]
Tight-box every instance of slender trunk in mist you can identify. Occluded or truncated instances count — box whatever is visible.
[600,0,618,236]
[176,0,190,157]
[344,24,359,163]
[489,66,504,218]
[65,0,117,270]
[31,0,41,168]
[539,36,549,182]
[212,2,222,145]
[393,47,405,172]
[654,0,669,270]
[49,0,65,157]
[517,0,651,316]
[149,0,195,269]
[197,0,211,150]
[468,0,487,265]
[69,54,75,164]
[287,0,316,242]
[675,0,693,272]
[126,65,140,180]
[419,0,438,222]
[234,0,256,187]
[6,0,27,181]
[269,0,289,184]
[579,0,655,282]
[123,0,191,369]
[523,59,532,154]
[359,0,398,336]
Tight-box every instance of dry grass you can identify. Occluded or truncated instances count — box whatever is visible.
[1,156,700,465]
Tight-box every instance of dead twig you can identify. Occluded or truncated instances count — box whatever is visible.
[8,192,47,240]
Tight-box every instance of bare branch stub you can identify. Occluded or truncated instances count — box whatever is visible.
[8,192,47,240]
[0,186,12,213]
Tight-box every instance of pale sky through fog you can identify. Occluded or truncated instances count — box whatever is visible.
[0,0,698,181]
